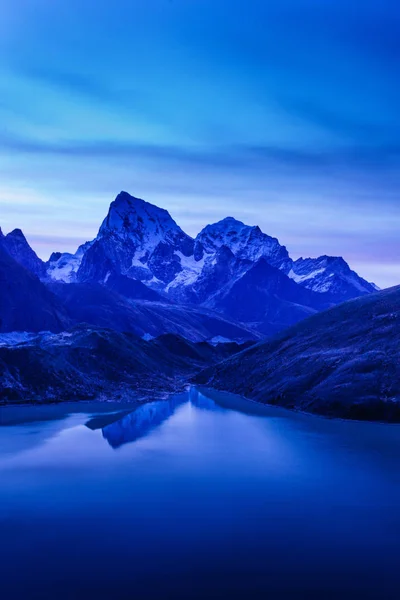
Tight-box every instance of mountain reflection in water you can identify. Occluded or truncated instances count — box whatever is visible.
[100,393,188,448]
[97,388,297,449]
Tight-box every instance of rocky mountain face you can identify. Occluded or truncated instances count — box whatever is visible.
[0,227,45,278]
[195,217,291,269]
[195,285,400,421]
[77,191,194,284]
[164,218,293,305]
[0,238,69,333]
[203,258,331,335]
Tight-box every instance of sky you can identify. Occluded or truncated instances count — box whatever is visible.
[0,0,399,287]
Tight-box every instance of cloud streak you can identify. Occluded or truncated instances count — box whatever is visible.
[1,131,400,173]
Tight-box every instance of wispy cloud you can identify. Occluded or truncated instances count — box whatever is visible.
[1,131,400,173]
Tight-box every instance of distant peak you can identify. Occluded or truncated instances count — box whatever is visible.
[201,217,264,235]
[7,228,26,240]
[49,252,63,262]
[0,226,4,238]
[296,255,348,268]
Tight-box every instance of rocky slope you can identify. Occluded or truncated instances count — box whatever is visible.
[48,282,260,342]
[0,227,45,278]
[195,286,400,421]
[203,257,331,334]
[0,239,69,333]
[0,327,250,404]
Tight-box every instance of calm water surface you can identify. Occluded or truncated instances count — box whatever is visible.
[1,387,400,600]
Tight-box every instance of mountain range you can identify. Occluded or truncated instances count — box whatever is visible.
[0,191,378,338]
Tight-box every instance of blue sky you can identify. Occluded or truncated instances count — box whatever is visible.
[0,0,399,287]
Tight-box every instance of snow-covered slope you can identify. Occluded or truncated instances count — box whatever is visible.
[165,217,290,295]
[288,256,378,301]
[166,246,248,304]
[45,241,93,283]
[46,252,82,282]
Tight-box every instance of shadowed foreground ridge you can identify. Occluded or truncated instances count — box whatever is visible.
[195,286,400,421]
[0,327,250,404]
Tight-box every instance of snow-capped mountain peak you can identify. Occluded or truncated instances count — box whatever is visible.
[98,191,187,244]
[77,191,194,284]
[288,255,378,300]
[195,216,290,268]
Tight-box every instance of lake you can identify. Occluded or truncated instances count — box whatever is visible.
[1,387,400,599]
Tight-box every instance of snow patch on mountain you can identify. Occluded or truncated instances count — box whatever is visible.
[47,252,82,282]
[0,331,74,348]
[288,267,325,284]
[46,240,93,283]
[0,332,37,347]
[165,253,207,291]
[208,336,235,345]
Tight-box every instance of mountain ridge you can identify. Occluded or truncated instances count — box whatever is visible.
[1,190,380,337]
[28,191,376,306]
[194,285,400,421]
